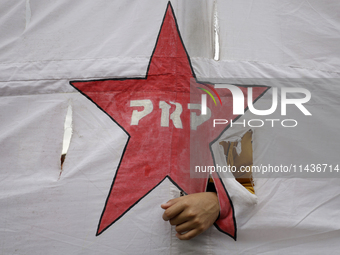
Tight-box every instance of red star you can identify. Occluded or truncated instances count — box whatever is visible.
[70,2,268,239]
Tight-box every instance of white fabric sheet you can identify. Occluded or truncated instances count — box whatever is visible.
[1,0,340,254]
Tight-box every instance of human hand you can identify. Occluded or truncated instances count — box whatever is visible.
[161,192,220,240]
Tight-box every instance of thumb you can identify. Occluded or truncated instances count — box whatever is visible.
[161,198,178,209]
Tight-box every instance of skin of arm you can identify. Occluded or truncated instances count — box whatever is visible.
[161,192,220,240]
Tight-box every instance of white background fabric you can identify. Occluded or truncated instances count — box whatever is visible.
[1,0,340,254]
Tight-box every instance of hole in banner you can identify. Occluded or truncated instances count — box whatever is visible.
[219,130,255,194]
[213,0,220,61]
[60,104,73,177]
